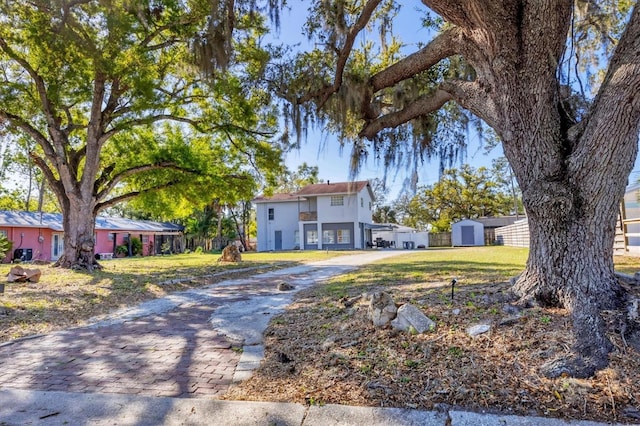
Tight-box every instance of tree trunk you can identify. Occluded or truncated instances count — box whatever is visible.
[512,177,626,377]
[53,198,101,271]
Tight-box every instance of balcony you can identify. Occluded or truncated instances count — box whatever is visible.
[299,211,317,221]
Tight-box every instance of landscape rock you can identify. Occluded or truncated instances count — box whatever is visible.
[277,282,294,291]
[218,244,242,262]
[367,292,397,327]
[6,266,41,283]
[502,303,522,315]
[390,303,436,333]
[498,316,521,326]
[466,323,491,337]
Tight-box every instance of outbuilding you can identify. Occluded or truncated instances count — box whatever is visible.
[371,224,429,249]
[451,219,484,246]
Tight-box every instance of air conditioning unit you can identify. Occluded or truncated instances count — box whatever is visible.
[14,248,33,261]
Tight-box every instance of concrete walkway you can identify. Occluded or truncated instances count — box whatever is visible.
[0,251,634,425]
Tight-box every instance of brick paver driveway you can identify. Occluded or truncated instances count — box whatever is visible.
[0,251,405,399]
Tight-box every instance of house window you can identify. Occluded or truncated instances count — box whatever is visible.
[268,208,274,220]
[360,197,363,207]
[0,230,7,237]
[307,230,318,244]
[323,230,335,244]
[330,196,344,206]
[142,235,149,244]
[294,230,299,245]
[337,229,350,244]
[369,202,372,210]
[108,233,115,241]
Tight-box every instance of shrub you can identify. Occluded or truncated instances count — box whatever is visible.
[0,234,13,260]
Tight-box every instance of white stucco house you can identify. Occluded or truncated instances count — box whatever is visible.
[253,180,375,251]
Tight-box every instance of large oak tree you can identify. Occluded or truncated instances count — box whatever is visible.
[0,1,282,270]
[266,1,640,377]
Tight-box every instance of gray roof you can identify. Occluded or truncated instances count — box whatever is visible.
[470,216,524,228]
[254,180,373,203]
[0,210,183,234]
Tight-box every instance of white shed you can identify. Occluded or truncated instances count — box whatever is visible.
[451,219,484,246]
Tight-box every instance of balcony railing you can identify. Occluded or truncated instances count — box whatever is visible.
[299,211,317,221]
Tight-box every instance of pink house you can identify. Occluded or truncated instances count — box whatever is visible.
[0,210,183,263]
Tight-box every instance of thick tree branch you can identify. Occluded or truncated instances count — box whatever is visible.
[296,0,383,107]
[441,80,501,131]
[29,152,63,196]
[359,89,452,139]
[0,110,57,159]
[95,173,248,213]
[570,3,640,183]
[96,162,199,202]
[370,27,463,92]
[95,180,184,213]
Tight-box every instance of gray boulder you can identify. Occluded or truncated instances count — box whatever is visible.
[390,303,436,333]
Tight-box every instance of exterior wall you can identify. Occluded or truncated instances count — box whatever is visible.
[315,191,368,249]
[0,226,53,262]
[357,189,374,224]
[451,220,485,246]
[372,229,429,248]
[624,186,640,253]
[320,222,355,250]
[255,201,300,251]
[316,193,358,223]
[95,231,157,256]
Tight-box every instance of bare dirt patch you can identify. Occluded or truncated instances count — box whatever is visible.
[225,277,640,424]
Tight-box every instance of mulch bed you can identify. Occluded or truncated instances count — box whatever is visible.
[224,279,640,424]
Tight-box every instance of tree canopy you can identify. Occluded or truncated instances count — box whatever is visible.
[0,0,284,268]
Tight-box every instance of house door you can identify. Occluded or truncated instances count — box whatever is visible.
[461,226,475,246]
[274,231,282,250]
[51,233,64,261]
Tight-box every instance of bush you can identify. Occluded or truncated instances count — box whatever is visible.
[194,246,203,254]
[0,234,13,260]
[117,238,143,256]
[130,237,142,255]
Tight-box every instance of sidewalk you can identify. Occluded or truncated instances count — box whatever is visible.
[0,388,615,425]
[0,251,634,425]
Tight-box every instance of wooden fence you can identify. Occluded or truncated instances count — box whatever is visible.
[429,232,452,247]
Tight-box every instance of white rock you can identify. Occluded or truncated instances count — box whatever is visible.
[466,323,491,337]
[368,292,397,327]
[390,303,436,333]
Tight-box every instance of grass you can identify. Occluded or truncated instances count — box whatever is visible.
[0,250,350,342]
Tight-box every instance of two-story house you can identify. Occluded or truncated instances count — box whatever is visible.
[253,180,375,251]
